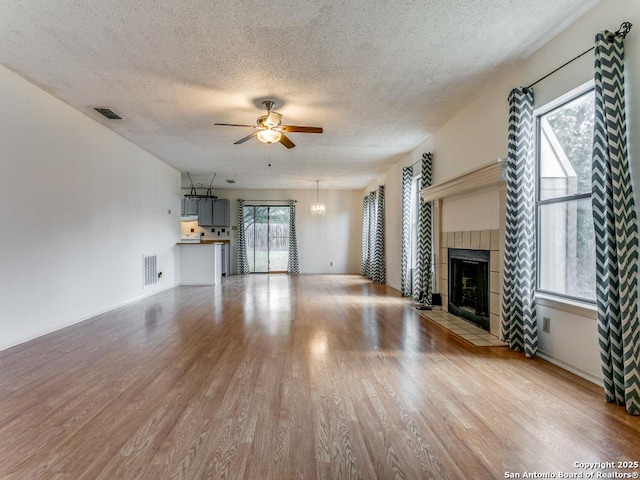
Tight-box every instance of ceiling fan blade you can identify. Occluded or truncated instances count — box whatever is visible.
[278,125,323,134]
[234,131,258,145]
[215,123,259,128]
[279,133,295,149]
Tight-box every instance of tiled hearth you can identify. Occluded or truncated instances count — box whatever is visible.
[439,229,502,336]
[417,309,507,346]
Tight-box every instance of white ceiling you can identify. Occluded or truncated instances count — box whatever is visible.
[0,0,599,190]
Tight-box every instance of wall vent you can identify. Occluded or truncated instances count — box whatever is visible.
[93,107,122,120]
[143,254,158,287]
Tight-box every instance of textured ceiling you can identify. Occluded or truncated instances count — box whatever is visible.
[0,0,599,190]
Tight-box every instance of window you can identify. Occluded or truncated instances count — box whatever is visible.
[536,84,596,302]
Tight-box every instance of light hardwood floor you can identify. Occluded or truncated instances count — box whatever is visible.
[1,275,639,479]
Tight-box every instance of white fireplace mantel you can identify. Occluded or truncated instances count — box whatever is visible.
[420,159,506,202]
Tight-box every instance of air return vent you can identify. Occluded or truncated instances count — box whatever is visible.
[143,254,158,287]
[93,107,122,120]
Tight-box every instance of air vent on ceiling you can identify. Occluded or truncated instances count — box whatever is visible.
[226,180,236,184]
[93,107,122,120]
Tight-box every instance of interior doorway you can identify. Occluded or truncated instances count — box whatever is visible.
[244,205,290,273]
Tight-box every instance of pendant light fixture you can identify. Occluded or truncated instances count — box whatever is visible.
[311,180,325,215]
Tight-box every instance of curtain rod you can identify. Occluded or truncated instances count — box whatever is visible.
[524,21,632,91]
[407,151,433,170]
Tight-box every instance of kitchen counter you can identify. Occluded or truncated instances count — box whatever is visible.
[177,239,231,245]
[177,242,222,285]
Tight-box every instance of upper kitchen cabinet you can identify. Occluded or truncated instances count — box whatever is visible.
[212,199,229,227]
[181,197,199,216]
[198,198,229,227]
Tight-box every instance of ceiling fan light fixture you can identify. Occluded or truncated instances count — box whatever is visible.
[257,129,282,144]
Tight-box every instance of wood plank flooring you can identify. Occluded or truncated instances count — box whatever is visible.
[1,274,639,479]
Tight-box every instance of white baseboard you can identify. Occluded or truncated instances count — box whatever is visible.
[537,350,603,387]
[0,282,178,353]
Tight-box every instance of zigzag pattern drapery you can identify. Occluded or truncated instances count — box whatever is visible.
[368,191,376,278]
[592,31,640,415]
[414,153,433,304]
[373,185,386,284]
[287,200,300,274]
[361,186,385,284]
[236,199,250,274]
[501,88,537,358]
[401,166,413,296]
[361,195,370,276]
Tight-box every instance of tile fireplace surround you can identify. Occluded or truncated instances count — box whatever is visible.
[440,229,501,335]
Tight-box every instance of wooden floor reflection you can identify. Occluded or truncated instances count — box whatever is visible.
[1,274,639,479]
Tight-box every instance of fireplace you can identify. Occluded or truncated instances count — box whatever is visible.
[448,248,490,331]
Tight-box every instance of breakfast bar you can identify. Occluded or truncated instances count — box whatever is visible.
[177,240,223,285]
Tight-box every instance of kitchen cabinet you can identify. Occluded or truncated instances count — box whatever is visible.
[181,197,199,216]
[197,198,213,226]
[213,199,230,227]
[198,199,229,227]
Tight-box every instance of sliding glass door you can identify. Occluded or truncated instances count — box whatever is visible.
[244,205,290,273]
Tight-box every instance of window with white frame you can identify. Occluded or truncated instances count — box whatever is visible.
[536,83,596,302]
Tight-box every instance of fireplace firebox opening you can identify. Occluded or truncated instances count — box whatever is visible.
[448,248,490,331]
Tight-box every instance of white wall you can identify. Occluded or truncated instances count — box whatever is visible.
[376,0,640,383]
[181,188,363,274]
[0,65,181,351]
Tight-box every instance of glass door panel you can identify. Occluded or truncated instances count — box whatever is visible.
[244,205,290,273]
[268,207,289,272]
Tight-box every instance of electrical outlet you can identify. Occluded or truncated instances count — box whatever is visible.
[543,317,551,333]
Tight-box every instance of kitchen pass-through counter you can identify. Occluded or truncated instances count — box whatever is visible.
[177,240,227,285]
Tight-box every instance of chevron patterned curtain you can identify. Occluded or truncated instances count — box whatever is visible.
[501,88,537,357]
[372,185,386,284]
[361,194,370,276]
[236,199,250,274]
[414,153,433,304]
[361,188,385,283]
[401,166,413,296]
[287,200,300,274]
[592,31,640,415]
[368,191,376,278]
